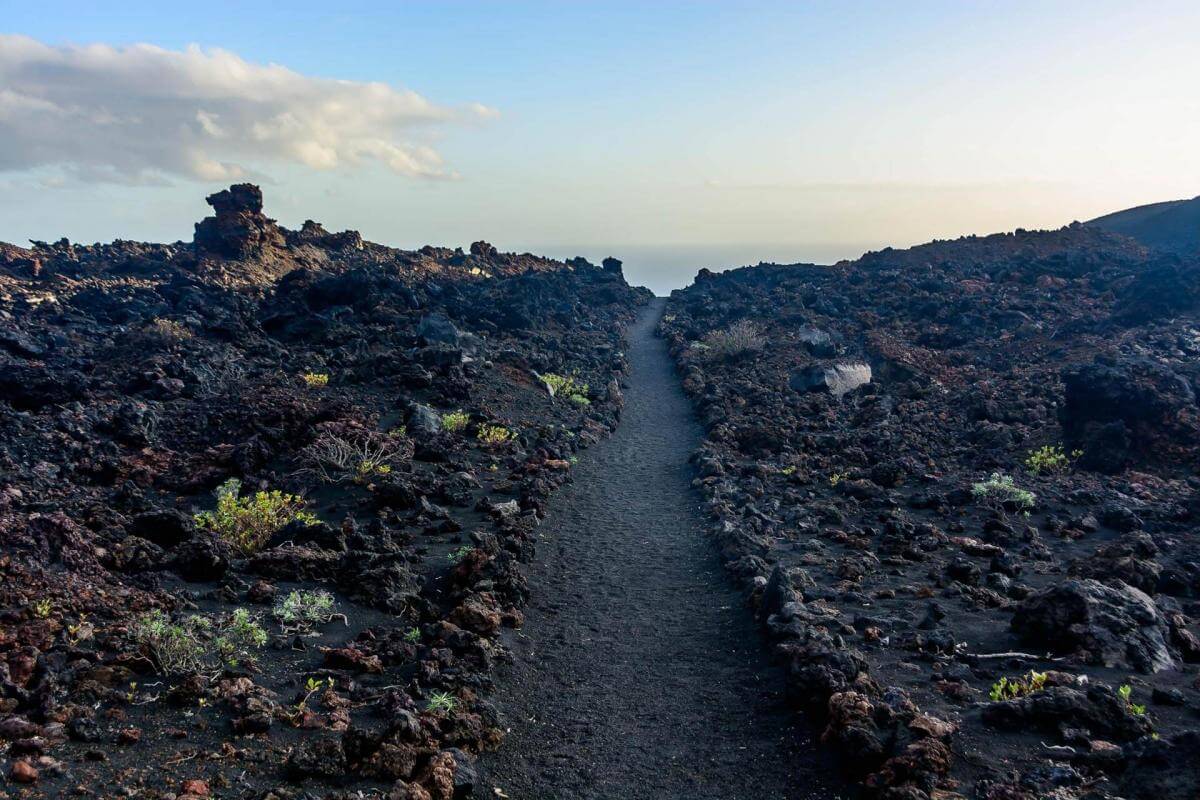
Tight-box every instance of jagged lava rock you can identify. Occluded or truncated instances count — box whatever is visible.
[1011,578,1177,672]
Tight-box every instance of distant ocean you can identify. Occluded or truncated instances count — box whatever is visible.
[532,243,882,296]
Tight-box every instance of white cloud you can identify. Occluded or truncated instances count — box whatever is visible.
[0,35,495,184]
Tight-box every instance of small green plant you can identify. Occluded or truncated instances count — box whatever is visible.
[829,472,847,487]
[133,610,209,674]
[541,372,591,405]
[194,478,317,555]
[1118,684,1147,716]
[31,599,52,619]
[274,590,337,635]
[971,472,1036,512]
[1024,445,1078,475]
[302,372,329,388]
[426,691,458,714]
[477,424,515,446]
[447,545,474,564]
[700,320,765,361]
[989,670,1047,701]
[780,466,796,476]
[134,608,266,675]
[441,411,470,433]
[355,459,392,482]
[404,627,421,644]
[215,608,269,668]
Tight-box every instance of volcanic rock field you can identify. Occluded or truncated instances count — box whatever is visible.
[1,187,1198,800]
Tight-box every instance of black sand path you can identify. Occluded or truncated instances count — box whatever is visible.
[478,299,840,799]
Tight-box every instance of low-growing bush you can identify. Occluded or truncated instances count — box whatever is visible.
[1024,444,1081,475]
[144,318,192,342]
[441,411,470,433]
[301,431,410,484]
[274,589,338,635]
[133,608,267,675]
[447,545,474,564]
[541,372,591,405]
[700,320,765,361]
[194,478,317,555]
[302,372,329,388]
[989,670,1047,701]
[971,472,1036,512]
[477,424,515,446]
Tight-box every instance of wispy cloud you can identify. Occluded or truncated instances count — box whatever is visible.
[0,35,497,185]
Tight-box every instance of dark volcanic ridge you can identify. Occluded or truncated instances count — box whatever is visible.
[662,222,1200,800]
[0,184,650,798]
[1088,195,1200,256]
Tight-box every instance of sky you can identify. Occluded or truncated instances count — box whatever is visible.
[2,1,1199,292]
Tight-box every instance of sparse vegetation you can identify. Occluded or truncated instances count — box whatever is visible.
[194,478,317,555]
[541,371,591,405]
[477,423,515,445]
[972,472,1036,511]
[31,599,52,619]
[700,320,765,361]
[145,317,192,341]
[426,691,458,714]
[441,411,470,432]
[989,670,1047,701]
[447,545,474,564]
[273,589,338,635]
[404,627,421,644]
[829,472,847,486]
[133,608,267,675]
[302,371,329,388]
[1118,684,1147,716]
[301,431,409,484]
[1024,445,1079,475]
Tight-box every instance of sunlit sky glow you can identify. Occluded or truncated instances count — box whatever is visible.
[2,1,1198,291]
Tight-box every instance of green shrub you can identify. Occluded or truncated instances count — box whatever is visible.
[477,424,515,446]
[1024,445,1078,475]
[971,472,1036,511]
[989,670,1047,701]
[541,372,590,405]
[217,608,270,668]
[441,411,470,433]
[447,545,474,564]
[273,590,337,635]
[133,608,267,675]
[302,372,329,388]
[194,478,317,555]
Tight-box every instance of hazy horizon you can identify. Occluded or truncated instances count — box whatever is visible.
[2,1,1199,290]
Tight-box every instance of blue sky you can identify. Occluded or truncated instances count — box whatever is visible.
[3,1,1199,290]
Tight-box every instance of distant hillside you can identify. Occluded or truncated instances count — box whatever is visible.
[1087,195,1200,254]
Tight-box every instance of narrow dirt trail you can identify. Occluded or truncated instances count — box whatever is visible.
[478,299,840,799]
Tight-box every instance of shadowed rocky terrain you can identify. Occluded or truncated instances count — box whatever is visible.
[663,224,1200,799]
[0,184,651,798]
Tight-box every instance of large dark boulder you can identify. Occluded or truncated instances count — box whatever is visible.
[1011,578,1176,672]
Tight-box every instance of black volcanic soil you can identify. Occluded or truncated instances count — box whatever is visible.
[477,299,842,800]
[662,226,1200,800]
[0,184,651,799]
